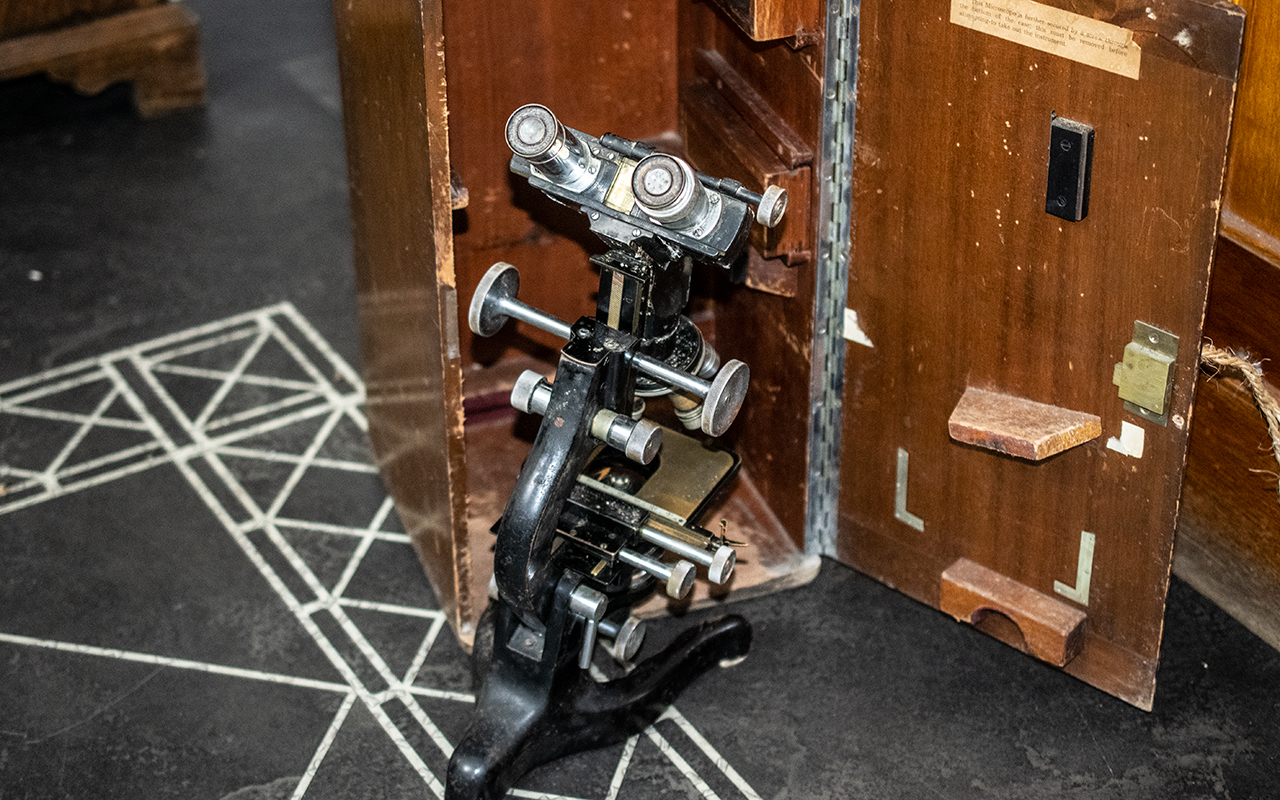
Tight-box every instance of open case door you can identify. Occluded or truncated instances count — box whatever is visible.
[331,0,472,633]
[838,0,1244,708]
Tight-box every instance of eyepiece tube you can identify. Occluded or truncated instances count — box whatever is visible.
[505,104,596,190]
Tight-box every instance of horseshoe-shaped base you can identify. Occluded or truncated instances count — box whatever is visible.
[445,607,752,800]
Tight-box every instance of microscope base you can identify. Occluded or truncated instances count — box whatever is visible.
[445,605,752,800]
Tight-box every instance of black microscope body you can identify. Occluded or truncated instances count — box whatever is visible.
[446,104,787,800]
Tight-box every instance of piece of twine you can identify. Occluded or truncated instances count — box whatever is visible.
[1200,344,1280,503]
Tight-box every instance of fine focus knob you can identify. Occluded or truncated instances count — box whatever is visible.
[624,419,663,465]
[756,185,789,228]
[708,545,736,585]
[667,560,696,599]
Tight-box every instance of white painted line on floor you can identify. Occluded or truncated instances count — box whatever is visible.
[153,362,321,393]
[0,367,108,408]
[0,631,350,693]
[646,726,723,800]
[507,790,593,800]
[402,615,447,688]
[193,327,271,430]
[662,707,764,800]
[261,315,360,412]
[43,383,121,480]
[337,598,445,620]
[403,685,475,704]
[269,516,411,544]
[276,302,363,389]
[0,403,150,431]
[605,734,641,800]
[137,316,264,364]
[290,691,358,800]
[177,451,446,797]
[213,445,379,476]
[397,688,460,760]
[331,530,375,600]
[204,391,327,434]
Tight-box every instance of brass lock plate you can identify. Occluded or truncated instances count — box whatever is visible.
[1112,321,1178,426]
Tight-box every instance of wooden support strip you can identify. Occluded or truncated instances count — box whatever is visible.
[948,386,1101,461]
[694,49,813,169]
[680,76,811,266]
[940,558,1088,667]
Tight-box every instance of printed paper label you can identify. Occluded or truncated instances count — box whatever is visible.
[951,0,1141,79]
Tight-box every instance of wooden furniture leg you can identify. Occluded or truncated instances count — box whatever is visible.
[0,3,205,118]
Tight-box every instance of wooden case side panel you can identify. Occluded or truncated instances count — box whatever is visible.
[1220,0,1280,261]
[442,0,680,370]
[332,0,472,636]
[1176,0,1280,653]
[839,0,1242,707]
[1175,239,1280,652]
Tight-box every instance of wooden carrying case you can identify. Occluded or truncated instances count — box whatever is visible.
[331,0,1247,710]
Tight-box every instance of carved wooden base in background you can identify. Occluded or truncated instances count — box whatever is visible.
[0,2,205,118]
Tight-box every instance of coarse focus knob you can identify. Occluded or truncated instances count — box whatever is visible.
[516,371,661,464]
[623,419,663,464]
[510,370,549,415]
[469,262,573,340]
[708,545,736,585]
[701,359,750,437]
[592,409,663,465]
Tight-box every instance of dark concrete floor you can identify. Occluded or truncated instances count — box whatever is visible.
[1,1,1278,798]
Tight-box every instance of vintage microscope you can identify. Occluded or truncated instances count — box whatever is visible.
[447,104,788,800]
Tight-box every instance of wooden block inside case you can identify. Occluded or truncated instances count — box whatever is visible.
[948,386,1101,461]
[941,558,1088,667]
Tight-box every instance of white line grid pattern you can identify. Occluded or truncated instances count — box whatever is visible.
[0,303,762,800]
